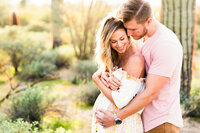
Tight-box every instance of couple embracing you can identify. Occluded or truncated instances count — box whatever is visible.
[92,0,183,132]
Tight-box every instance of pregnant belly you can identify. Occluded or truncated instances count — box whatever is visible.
[93,93,119,113]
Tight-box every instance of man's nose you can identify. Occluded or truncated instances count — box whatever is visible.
[127,30,132,36]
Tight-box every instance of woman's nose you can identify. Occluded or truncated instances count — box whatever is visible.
[118,42,123,47]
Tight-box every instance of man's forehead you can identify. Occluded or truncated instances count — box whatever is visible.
[124,23,138,29]
[124,19,140,28]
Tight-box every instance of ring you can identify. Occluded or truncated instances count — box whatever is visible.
[101,122,104,126]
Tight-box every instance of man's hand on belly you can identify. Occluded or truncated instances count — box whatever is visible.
[95,109,115,128]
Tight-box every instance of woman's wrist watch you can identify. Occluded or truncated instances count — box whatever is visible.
[113,113,122,125]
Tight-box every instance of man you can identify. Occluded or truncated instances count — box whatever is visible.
[95,0,183,132]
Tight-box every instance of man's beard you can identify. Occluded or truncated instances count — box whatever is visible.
[132,27,148,40]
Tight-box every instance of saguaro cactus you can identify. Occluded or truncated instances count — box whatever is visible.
[51,0,64,48]
[161,0,196,98]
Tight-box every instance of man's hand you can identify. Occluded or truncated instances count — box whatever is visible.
[101,72,121,90]
[107,74,121,90]
[100,72,110,88]
[95,109,115,128]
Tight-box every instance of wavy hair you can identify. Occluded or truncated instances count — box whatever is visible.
[95,16,126,72]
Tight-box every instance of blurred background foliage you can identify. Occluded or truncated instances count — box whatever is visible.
[0,0,199,132]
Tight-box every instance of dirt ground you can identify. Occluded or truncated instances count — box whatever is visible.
[180,117,200,133]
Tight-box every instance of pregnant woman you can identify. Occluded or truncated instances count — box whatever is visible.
[91,16,145,133]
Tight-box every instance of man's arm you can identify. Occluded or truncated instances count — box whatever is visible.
[95,73,169,128]
[117,73,169,119]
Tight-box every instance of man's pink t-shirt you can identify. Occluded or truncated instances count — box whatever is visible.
[138,21,183,132]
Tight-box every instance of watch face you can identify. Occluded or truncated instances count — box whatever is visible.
[116,119,122,125]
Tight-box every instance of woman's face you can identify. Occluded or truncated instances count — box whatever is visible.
[109,28,129,54]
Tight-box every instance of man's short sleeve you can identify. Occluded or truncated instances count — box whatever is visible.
[148,43,179,78]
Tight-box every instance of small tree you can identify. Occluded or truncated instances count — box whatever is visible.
[63,0,113,59]
[0,27,46,75]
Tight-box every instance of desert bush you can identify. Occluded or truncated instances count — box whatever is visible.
[0,118,38,133]
[28,21,50,32]
[181,78,200,117]
[0,118,71,133]
[9,86,52,124]
[71,60,97,84]
[42,46,72,69]
[41,117,73,131]
[180,90,191,110]
[0,26,47,74]
[0,26,57,80]
[41,128,72,133]
[78,81,100,106]
[20,60,56,80]
[187,80,200,116]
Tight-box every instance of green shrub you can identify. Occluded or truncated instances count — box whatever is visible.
[20,60,56,80]
[181,78,200,117]
[78,82,100,106]
[41,118,73,131]
[41,128,72,133]
[24,31,50,49]
[71,60,97,83]
[188,82,200,116]
[0,118,38,133]
[0,31,24,73]
[180,90,191,110]
[42,46,71,69]
[0,26,47,74]
[0,117,72,133]
[0,26,57,80]
[0,113,6,122]
[9,86,51,124]
[28,21,50,32]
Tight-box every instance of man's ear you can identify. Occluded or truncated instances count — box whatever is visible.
[146,18,152,24]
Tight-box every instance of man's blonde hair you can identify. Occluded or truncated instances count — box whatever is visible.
[95,16,126,72]
[117,0,152,24]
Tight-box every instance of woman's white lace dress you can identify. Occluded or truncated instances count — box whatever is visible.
[92,68,145,133]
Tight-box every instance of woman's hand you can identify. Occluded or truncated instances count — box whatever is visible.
[100,72,110,88]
